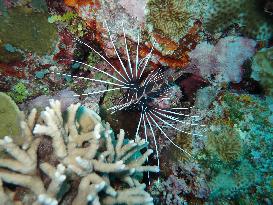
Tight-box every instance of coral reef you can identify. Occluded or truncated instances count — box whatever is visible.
[189,36,256,84]
[203,0,273,40]
[118,0,147,22]
[251,47,273,97]
[0,92,22,140]
[48,11,87,37]
[21,88,79,112]
[0,100,158,204]
[1,0,273,204]
[0,43,23,64]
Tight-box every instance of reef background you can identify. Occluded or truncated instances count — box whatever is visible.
[0,0,272,204]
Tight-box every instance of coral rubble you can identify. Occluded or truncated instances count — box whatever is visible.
[0,100,158,204]
[150,161,209,204]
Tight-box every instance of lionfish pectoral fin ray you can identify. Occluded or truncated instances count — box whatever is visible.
[135,27,141,79]
[154,107,191,117]
[70,59,127,85]
[122,22,133,80]
[153,109,200,127]
[52,71,127,87]
[149,110,196,136]
[143,110,151,185]
[139,47,154,79]
[135,107,144,138]
[147,111,192,158]
[104,20,130,83]
[73,87,124,97]
[72,38,129,84]
[145,113,160,169]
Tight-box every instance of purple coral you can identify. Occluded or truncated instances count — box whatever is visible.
[118,0,147,22]
[189,36,256,83]
[153,161,210,204]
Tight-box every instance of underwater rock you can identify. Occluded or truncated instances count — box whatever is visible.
[209,160,258,201]
[143,0,206,61]
[22,88,79,112]
[251,47,273,97]
[0,7,57,55]
[195,86,219,110]
[118,0,147,22]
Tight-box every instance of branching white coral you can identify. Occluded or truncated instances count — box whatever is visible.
[0,99,158,205]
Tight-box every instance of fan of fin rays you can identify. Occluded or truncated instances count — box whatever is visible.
[54,21,205,170]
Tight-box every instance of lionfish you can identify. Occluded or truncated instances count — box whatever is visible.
[55,21,204,170]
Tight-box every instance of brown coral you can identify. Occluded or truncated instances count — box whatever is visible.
[207,127,242,162]
[146,0,192,39]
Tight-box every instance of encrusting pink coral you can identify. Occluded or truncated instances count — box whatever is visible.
[189,36,256,83]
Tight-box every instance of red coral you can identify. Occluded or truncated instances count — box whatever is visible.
[53,30,74,65]
[180,75,208,101]
[0,62,26,78]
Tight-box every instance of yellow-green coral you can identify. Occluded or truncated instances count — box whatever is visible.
[207,126,242,162]
[204,0,273,40]
[0,7,57,55]
[172,132,193,161]
[251,47,273,96]
[146,0,206,41]
[0,92,21,139]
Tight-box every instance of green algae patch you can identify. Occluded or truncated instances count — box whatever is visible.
[0,92,22,139]
[8,82,30,103]
[0,7,57,55]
